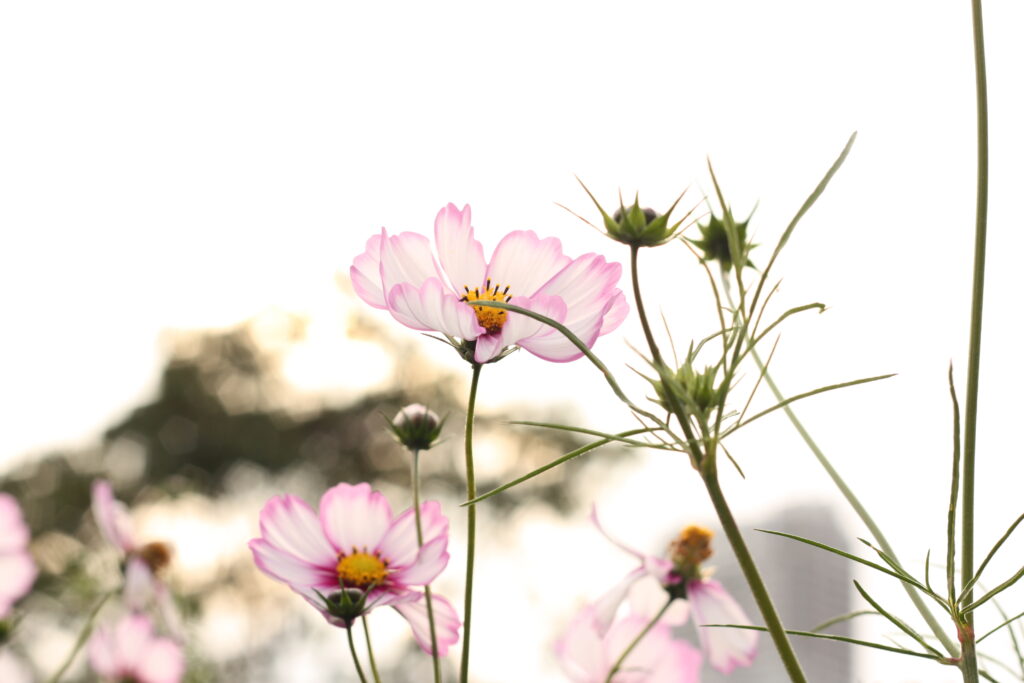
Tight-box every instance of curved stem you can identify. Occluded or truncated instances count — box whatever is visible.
[630,245,663,365]
[47,591,113,683]
[962,0,989,669]
[361,616,382,683]
[347,625,369,683]
[704,471,808,683]
[749,345,960,657]
[459,363,482,683]
[604,597,673,683]
[411,450,442,682]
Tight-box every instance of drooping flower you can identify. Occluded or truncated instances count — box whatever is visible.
[350,203,628,364]
[88,613,184,683]
[91,481,182,638]
[555,604,701,683]
[0,493,37,619]
[591,508,757,674]
[248,482,460,655]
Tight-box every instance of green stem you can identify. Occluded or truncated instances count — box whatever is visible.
[961,625,981,683]
[47,591,113,683]
[604,597,673,683]
[459,363,482,683]
[703,470,808,682]
[347,626,369,683]
[411,450,443,683]
[630,245,663,366]
[362,616,382,683]
[749,346,960,657]
[962,0,989,668]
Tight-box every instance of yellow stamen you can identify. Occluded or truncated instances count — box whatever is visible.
[336,551,389,588]
[460,279,513,334]
[669,525,713,571]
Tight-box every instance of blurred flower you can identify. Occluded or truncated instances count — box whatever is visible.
[88,613,184,683]
[555,604,701,682]
[91,481,182,639]
[591,508,757,674]
[350,203,628,364]
[389,403,443,451]
[249,482,460,655]
[0,493,37,619]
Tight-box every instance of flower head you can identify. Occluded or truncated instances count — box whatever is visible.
[389,403,444,451]
[686,208,756,271]
[88,613,184,683]
[91,481,182,638]
[555,604,701,683]
[591,507,757,674]
[248,482,460,655]
[350,203,628,364]
[579,183,699,248]
[0,493,37,619]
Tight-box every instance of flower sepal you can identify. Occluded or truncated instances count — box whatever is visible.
[388,404,445,451]
[686,206,757,271]
[579,182,697,248]
[314,587,374,628]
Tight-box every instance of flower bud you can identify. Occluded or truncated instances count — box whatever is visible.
[578,181,697,248]
[389,404,443,451]
[686,208,756,271]
[654,362,723,417]
[317,587,370,627]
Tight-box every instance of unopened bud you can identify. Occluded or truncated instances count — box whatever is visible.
[389,404,443,451]
[579,181,697,248]
[686,208,756,271]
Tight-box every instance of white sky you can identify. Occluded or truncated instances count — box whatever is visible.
[2,2,1023,681]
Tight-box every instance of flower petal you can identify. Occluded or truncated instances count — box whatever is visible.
[136,636,186,683]
[600,290,629,335]
[471,294,567,364]
[392,592,461,656]
[350,233,387,309]
[248,539,337,589]
[554,605,607,682]
[258,495,337,569]
[379,229,443,295]
[0,552,36,612]
[91,480,135,553]
[589,505,645,561]
[485,230,571,298]
[592,567,646,636]
[605,616,702,683]
[689,578,758,673]
[628,574,690,627]
[387,278,484,339]
[0,494,30,553]
[434,203,486,291]
[389,535,448,586]
[376,501,448,570]
[518,293,615,362]
[319,482,393,554]
[123,556,156,611]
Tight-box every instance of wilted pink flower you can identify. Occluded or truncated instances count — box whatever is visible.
[0,493,37,619]
[592,508,757,674]
[88,613,184,683]
[350,203,628,364]
[91,480,182,638]
[555,604,701,683]
[249,482,460,655]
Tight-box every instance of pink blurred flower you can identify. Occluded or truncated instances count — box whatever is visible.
[249,482,460,655]
[591,508,757,674]
[350,203,628,364]
[0,493,37,619]
[555,604,701,683]
[91,480,182,638]
[88,613,184,683]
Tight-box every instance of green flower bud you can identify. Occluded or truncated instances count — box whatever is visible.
[578,181,697,248]
[654,362,723,417]
[388,404,443,451]
[316,587,371,627]
[687,207,756,271]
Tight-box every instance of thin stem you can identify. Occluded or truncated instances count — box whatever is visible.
[962,626,981,683]
[748,342,959,655]
[347,626,369,683]
[962,0,989,663]
[47,591,113,683]
[704,471,809,683]
[604,597,673,683]
[460,363,482,683]
[630,245,663,366]
[412,450,442,683]
[362,616,382,683]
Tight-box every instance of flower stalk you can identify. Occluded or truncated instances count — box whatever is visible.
[460,363,482,683]
[604,597,673,683]
[411,448,443,683]
[347,625,370,683]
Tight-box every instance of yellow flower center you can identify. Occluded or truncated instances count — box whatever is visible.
[336,551,389,589]
[460,279,513,334]
[668,525,713,574]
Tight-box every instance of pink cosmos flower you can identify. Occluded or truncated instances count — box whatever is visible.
[592,508,757,674]
[0,493,37,619]
[248,482,460,655]
[88,613,184,683]
[350,203,628,364]
[555,604,701,683]
[91,480,182,638]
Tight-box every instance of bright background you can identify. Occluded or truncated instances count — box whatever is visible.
[2,2,1023,681]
